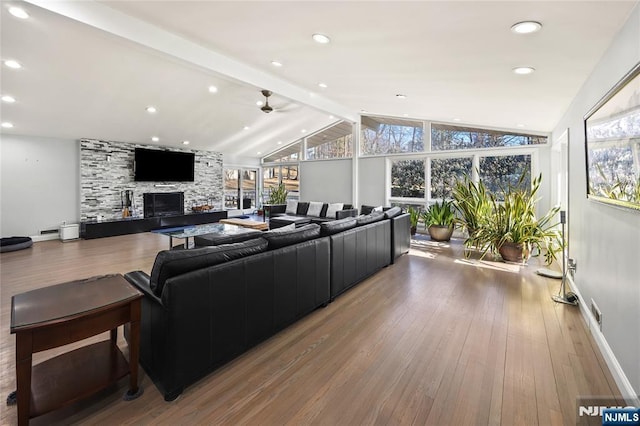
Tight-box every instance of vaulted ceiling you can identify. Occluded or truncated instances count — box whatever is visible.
[1,1,636,159]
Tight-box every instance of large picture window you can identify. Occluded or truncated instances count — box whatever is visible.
[478,155,531,198]
[306,121,353,160]
[391,159,425,198]
[224,168,258,209]
[430,157,473,199]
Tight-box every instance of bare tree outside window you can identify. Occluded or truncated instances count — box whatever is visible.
[431,124,546,151]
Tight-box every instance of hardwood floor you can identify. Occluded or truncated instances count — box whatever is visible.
[0,233,621,425]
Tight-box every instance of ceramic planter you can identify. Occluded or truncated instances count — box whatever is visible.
[428,225,454,242]
[498,241,531,264]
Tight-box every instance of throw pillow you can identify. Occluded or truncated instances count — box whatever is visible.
[270,223,296,232]
[262,223,321,249]
[372,206,384,212]
[306,201,324,217]
[325,202,344,219]
[285,199,298,215]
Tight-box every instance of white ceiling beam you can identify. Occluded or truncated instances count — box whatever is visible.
[25,0,358,123]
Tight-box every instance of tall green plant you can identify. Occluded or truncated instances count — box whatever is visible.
[474,173,561,264]
[452,173,492,249]
[267,182,288,204]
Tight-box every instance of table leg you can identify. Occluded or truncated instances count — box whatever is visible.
[169,236,173,249]
[15,332,33,426]
[124,299,142,400]
[110,327,117,345]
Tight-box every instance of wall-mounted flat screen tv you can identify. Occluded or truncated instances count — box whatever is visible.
[134,148,195,182]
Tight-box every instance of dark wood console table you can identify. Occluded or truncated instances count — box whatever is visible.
[10,274,143,425]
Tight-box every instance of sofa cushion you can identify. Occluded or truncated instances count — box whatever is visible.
[384,206,403,219]
[270,223,296,232]
[150,237,268,296]
[325,203,344,219]
[320,217,357,236]
[285,199,298,215]
[356,211,386,226]
[297,202,310,215]
[194,228,262,246]
[306,201,324,218]
[262,223,320,249]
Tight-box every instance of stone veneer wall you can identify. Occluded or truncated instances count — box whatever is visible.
[80,139,223,221]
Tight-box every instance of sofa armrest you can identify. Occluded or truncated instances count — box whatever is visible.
[124,270,163,306]
[336,208,358,219]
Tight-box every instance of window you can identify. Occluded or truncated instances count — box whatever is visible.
[281,165,299,196]
[430,157,473,199]
[306,121,353,160]
[263,142,301,163]
[262,164,299,203]
[431,123,547,151]
[224,168,258,209]
[391,159,425,198]
[479,155,531,198]
[361,116,424,155]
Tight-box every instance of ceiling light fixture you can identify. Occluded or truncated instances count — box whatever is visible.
[244,126,250,130]
[4,59,22,69]
[9,6,29,19]
[145,106,157,113]
[277,141,282,145]
[208,85,218,93]
[301,129,307,133]
[318,82,328,89]
[513,66,535,75]
[2,95,16,103]
[151,136,159,142]
[517,123,525,128]
[396,94,407,99]
[328,115,334,119]
[453,118,461,122]
[182,140,190,145]
[312,33,331,44]
[257,151,262,155]
[271,60,283,67]
[256,100,264,106]
[511,21,542,34]
[1,122,14,128]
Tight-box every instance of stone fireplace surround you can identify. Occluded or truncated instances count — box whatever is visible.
[80,139,223,221]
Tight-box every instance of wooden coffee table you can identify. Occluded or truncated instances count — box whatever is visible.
[10,274,143,425]
[219,218,269,231]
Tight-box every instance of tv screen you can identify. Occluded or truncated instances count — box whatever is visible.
[134,148,195,182]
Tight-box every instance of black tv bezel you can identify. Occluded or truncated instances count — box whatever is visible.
[134,148,195,182]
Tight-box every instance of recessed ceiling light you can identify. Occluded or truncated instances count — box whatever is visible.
[453,118,461,122]
[257,151,262,155]
[513,66,535,75]
[182,140,190,145]
[256,100,264,106]
[329,115,334,119]
[396,94,407,99]
[4,59,22,69]
[318,82,328,89]
[151,136,159,142]
[277,141,282,145]
[271,60,283,67]
[9,6,29,19]
[243,126,250,130]
[208,85,218,93]
[301,129,307,133]
[312,33,331,44]
[511,21,542,34]
[2,95,16,103]
[145,106,157,113]
[1,122,14,128]
[403,114,409,117]
[517,123,525,128]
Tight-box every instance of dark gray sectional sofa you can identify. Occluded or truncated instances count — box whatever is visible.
[124,207,410,401]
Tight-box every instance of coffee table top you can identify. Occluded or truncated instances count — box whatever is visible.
[219,218,269,230]
[155,222,250,239]
[11,274,141,332]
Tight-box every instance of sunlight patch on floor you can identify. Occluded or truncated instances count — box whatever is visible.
[408,249,436,259]
[454,258,522,274]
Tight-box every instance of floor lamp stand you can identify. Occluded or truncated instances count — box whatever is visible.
[552,210,578,306]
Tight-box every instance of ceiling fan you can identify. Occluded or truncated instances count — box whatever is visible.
[260,90,274,113]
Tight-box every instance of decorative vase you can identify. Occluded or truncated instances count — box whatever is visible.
[498,242,531,264]
[428,225,454,242]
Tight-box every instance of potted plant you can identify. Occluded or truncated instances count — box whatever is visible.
[452,173,492,250]
[474,173,561,264]
[267,182,288,205]
[407,206,420,236]
[422,200,455,242]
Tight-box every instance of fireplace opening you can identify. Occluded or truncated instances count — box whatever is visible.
[143,192,184,218]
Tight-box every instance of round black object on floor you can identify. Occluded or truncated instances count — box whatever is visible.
[1,237,33,253]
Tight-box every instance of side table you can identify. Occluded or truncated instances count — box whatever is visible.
[10,274,143,425]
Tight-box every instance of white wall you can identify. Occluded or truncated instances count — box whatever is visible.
[357,157,387,208]
[1,135,79,237]
[551,4,640,399]
[300,159,352,203]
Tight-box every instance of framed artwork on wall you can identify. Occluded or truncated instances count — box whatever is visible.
[584,61,640,211]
